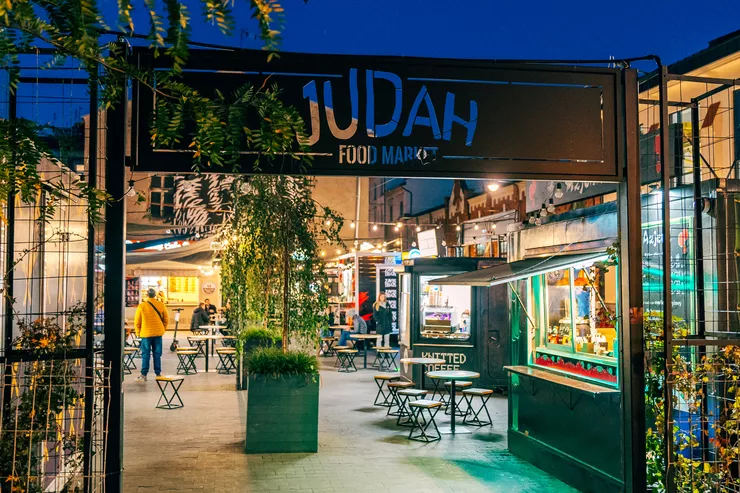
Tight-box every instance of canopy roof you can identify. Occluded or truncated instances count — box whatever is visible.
[429,251,608,287]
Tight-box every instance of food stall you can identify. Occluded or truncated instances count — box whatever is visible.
[431,205,622,493]
[325,251,401,333]
[396,257,510,390]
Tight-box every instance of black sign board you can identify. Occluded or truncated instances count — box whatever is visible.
[377,265,399,333]
[132,48,631,181]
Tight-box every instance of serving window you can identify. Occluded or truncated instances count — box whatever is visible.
[419,275,472,342]
[530,260,619,386]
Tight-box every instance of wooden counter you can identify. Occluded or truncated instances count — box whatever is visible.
[504,365,618,395]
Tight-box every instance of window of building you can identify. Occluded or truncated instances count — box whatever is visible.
[530,259,619,385]
[418,275,471,342]
[399,201,404,217]
[149,177,175,219]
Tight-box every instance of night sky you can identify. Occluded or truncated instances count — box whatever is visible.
[186,1,740,73]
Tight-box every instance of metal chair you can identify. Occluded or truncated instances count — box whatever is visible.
[407,400,443,442]
[176,348,199,375]
[462,388,494,426]
[337,349,358,373]
[373,373,401,407]
[216,348,237,374]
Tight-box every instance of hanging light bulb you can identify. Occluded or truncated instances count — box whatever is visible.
[126,180,136,197]
[372,224,378,231]
[455,224,461,232]
[320,250,326,257]
[491,223,497,230]
[474,224,479,230]
[325,219,332,226]
[540,203,548,217]
[528,215,535,225]
[395,239,401,245]
[350,221,355,229]
[396,222,402,229]
[436,224,441,230]
[535,214,542,226]
[376,243,382,250]
[351,248,356,253]
[547,198,556,214]
[336,249,342,255]
[555,183,564,199]
[416,225,421,232]
[487,182,500,192]
[394,225,400,232]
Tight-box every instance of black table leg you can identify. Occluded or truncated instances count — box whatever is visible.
[450,381,457,433]
[205,339,210,372]
[363,343,368,369]
[420,366,426,390]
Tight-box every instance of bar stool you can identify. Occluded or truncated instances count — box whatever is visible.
[429,374,449,407]
[337,349,358,373]
[123,347,138,375]
[187,337,207,357]
[373,373,401,407]
[176,348,199,375]
[320,337,337,357]
[407,400,443,442]
[396,389,428,427]
[377,349,399,371]
[371,346,391,368]
[216,347,237,374]
[155,375,185,409]
[462,388,494,426]
[444,381,473,416]
[386,381,415,416]
[332,345,350,367]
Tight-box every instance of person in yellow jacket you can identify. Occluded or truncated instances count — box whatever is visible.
[134,288,169,382]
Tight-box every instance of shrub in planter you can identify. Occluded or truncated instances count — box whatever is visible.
[244,347,319,454]
[236,328,282,390]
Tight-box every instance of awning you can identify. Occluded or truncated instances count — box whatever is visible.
[429,251,608,287]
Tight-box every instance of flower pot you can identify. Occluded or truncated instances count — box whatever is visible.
[245,373,319,453]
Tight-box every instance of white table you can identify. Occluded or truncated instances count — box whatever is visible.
[426,370,480,434]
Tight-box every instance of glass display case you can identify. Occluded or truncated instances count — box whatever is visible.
[419,275,471,342]
[530,259,619,385]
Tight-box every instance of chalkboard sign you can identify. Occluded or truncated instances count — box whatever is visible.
[126,277,140,307]
[377,265,399,333]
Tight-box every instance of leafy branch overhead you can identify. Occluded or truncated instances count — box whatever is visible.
[0,0,304,221]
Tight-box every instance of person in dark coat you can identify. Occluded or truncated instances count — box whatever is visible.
[190,303,210,333]
[373,292,392,347]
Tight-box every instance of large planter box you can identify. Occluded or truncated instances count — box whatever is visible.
[245,374,319,453]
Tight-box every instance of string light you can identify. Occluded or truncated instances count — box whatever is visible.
[350,221,355,229]
[325,219,332,226]
[372,224,378,231]
[320,250,326,257]
[555,183,564,199]
[455,225,461,232]
[474,224,479,230]
[487,183,500,192]
[547,198,556,214]
[416,225,421,232]
[126,180,136,197]
[336,249,342,255]
[395,222,402,229]
[540,203,548,217]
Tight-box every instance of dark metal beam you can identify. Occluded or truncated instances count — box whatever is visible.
[619,68,646,493]
[83,65,98,493]
[665,73,739,86]
[103,40,128,493]
[659,64,675,492]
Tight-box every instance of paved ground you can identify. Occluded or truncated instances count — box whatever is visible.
[122,334,577,493]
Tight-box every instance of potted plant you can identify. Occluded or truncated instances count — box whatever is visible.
[244,347,320,453]
[219,175,343,453]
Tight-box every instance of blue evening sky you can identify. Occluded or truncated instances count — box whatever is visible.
[185,1,740,70]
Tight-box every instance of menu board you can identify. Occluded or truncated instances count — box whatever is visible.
[378,266,399,333]
[169,276,197,293]
[125,277,140,307]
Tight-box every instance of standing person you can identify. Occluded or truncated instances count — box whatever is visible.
[190,302,210,333]
[134,288,169,382]
[373,292,392,347]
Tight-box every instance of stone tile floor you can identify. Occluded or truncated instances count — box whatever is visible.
[123,335,577,493]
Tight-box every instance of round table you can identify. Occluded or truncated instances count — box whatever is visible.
[188,335,222,372]
[349,334,379,369]
[400,358,445,390]
[426,370,480,434]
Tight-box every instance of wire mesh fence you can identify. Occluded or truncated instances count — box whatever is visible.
[0,360,110,493]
